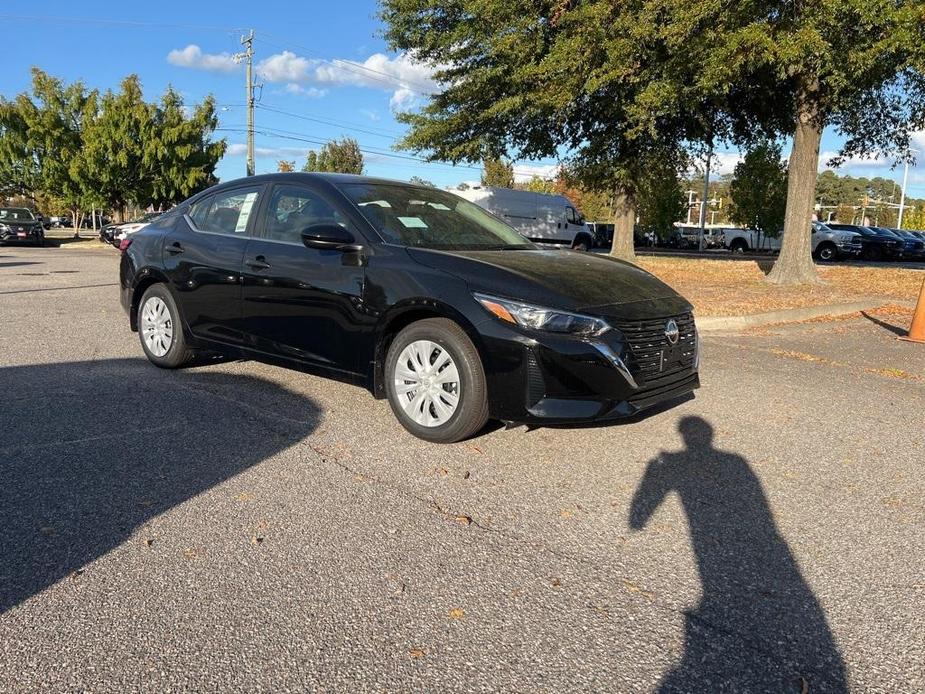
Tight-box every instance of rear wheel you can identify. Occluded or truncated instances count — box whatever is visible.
[138,284,193,369]
[571,235,591,252]
[729,239,748,254]
[385,318,489,443]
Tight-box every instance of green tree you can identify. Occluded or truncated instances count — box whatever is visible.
[78,75,154,222]
[380,1,712,262]
[728,142,788,236]
[145,89,225,210]
[1,68,99,234]
[636,163,687,239]
[302,137,364,174]
[480,157,514,188]
[518,175,555,194]
[677,0,925,283]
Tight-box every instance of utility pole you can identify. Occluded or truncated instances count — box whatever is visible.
[697,142,713,251]
[234,30,256,177]
[898,157,909,229]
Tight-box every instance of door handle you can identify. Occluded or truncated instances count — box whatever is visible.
[166,242,184,255]
[246,256,270,270]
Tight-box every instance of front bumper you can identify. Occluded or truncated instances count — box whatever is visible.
[477,312,700,424]
[0,228,41,243]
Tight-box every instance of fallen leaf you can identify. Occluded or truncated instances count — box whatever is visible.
[463,471,471,480]
[409,648,425,658]
[251,535,264,545]
[455,515,472,526]
[235,492,253,503]
[39,526,55,536]
[448,607,465,620]
[138,499,154,508]
[183,548,198,560]
[434,466,449,476]
[550,578,561,587]
[143,538,154,547]
[559,509,573,519]
[69,569,84,581]
[467,444,482,454]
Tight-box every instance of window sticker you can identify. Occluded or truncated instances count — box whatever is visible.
[398,216,428,228]
[235,192,259,232]
[427,203,451,210]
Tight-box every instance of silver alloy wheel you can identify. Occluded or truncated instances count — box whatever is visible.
[393,339,461,427]
[141,296,173,357]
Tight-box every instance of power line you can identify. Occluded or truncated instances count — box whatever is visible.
[256,103,405,140]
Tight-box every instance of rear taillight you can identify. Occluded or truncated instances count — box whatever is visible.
[119,238,132,252]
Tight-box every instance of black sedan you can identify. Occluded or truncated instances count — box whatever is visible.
[119,174,699,442]
[882,228,925,260]
[825,223,904,261]
[0,207,45,246]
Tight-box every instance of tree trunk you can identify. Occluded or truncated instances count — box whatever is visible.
[609,186,636,262]
[766,91,823,285]
[72,207,82,239]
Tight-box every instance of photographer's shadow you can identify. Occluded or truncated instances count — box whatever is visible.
[0,358,320,614]
[629,417,847,693]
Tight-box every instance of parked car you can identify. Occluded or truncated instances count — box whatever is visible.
[825,224,904,261]
[120,174,700,443]
[112,212,163,245]
[453,186,596,251]
[588,222,614,248]
[881,228,925,260]
[811,221,863,261]
[0,207,45,246]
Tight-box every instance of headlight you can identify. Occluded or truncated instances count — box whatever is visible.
[0,223,9,232]
[474,293,611,337]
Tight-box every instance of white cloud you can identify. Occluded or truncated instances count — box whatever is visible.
[511,163,560,183]
[256,51,320,83]
[284,83,327,98]
[361,109,381,122]
[167,44,238,73]
[256,50,439,111]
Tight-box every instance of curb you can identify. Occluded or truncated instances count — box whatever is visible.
[697,299,889,333]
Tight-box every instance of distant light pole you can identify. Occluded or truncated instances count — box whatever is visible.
[897,147,920,229]
[697,142,714,251]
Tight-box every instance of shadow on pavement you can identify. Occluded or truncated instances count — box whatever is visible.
[629,416,847,693]
[860,310,907,337]
[0,358,320,614]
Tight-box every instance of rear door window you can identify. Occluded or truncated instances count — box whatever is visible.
[188,187,262,235]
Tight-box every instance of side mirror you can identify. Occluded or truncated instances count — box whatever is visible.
[301,223,362,252]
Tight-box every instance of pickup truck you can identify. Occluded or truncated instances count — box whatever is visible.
[722,222,861,260]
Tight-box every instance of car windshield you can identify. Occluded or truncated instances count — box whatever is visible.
[0,208,35,221]
[341,183,535,250]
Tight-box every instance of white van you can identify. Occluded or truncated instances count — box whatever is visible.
[452,186,596,250]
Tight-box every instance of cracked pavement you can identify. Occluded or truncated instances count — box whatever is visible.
[1,246,923,692]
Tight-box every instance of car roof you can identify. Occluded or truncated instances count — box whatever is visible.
[212,172,416,190]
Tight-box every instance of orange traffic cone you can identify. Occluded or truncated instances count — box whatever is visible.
[900,277,925,343]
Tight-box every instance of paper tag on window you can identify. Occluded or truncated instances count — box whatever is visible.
[398,216,428,228]
[235,192,258,232]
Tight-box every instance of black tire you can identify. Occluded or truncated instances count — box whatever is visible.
[137,284,193,369]
[385,318,489,443]
[571,235,591,252]
[729,239,748,254]
[864,246,882,262]
[815,242,836,262]
[35,231,45,247]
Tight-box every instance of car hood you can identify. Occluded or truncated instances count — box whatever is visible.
[407,248,692,320]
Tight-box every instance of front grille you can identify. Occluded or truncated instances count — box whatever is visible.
[614,313,697,386]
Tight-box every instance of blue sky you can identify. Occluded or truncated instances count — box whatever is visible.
[2,1,925,196]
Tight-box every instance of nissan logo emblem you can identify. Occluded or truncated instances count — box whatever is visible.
[665,319,679,345]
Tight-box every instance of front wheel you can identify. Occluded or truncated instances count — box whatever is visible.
[815,242,836,262]
[138,284,193,368]
[385,318,489,443]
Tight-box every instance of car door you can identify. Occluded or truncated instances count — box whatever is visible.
[163,183,264,346]
[241,182,368,374]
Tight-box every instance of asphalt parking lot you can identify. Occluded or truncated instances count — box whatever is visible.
[1,245,923,693]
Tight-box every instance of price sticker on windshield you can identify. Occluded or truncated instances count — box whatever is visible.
[398,216,428,228]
